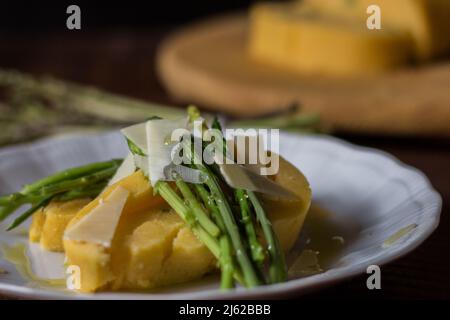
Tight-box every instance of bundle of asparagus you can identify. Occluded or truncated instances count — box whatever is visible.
[0,160,122,230]
[126,107,287,289]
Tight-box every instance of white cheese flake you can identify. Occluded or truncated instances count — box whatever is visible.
[64,186,130,247]
[121,122,148,154]
[145,117,189,186]
[216,155,298,200]
[107,153,136,186]
[133,154,149,177]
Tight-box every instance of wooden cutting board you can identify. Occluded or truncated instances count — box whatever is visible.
[157,14,450,137]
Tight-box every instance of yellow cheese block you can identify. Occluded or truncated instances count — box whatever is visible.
[28,199,91,252]
[302,0,450,60]
[248,3,413,76]
[61,155,311,292]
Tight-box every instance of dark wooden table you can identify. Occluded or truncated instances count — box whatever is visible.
[0,28,449,300]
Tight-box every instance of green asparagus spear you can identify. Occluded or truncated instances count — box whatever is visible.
[174,179,220,238]
[1,160,120,227]
[194,184,235,289]
[6,196,53,231]
[0,193,33,207]
[235,189,265,264]
[248,191,287,283]
[219,236,234,289]
[21,159,121,195]
[39,166,118,196]
[155,182,219,257]
[55,182,107,202]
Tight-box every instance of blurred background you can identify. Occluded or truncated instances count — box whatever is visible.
[1,1,253,29]
[0,1,253,125]
[1,0,449,299]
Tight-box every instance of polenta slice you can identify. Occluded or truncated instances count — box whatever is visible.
[29,198,91,252]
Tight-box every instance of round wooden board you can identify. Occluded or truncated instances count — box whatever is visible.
[157,14,450,137]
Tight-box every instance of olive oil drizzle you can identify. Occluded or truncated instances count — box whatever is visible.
[382,224,417,248]
[288,205,346,278]
[1,242,65,288]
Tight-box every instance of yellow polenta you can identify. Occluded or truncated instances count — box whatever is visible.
[29,198,91,252]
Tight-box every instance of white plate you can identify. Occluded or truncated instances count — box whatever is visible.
[0,131,442,299]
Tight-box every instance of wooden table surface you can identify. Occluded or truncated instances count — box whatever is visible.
[0,28,449,300]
